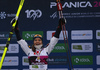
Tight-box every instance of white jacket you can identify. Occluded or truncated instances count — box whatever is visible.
[17,37,59,70]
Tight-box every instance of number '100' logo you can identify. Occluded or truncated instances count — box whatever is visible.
[25,10,42,20]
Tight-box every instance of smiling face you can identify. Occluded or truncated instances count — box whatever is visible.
[33,38,43,46]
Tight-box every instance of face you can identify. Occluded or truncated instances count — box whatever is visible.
[33,38,42,45]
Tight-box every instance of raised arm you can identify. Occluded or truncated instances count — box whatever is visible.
[44,18,66,54]
[11,18,30,56]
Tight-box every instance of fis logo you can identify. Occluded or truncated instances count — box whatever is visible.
[50,12,57,19]
[25,9,42,20]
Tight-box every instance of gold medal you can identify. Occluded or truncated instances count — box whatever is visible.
[37,56,40,60]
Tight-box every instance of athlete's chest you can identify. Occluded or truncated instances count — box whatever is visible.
[28,49,48,65]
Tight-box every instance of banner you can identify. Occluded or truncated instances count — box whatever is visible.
[0,0,100,70]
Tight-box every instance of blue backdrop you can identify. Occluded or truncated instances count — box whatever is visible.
[0,0,100,70]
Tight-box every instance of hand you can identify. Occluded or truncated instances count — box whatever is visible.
[58,18,66,28]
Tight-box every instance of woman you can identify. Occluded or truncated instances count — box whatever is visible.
[11,18,66,70]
